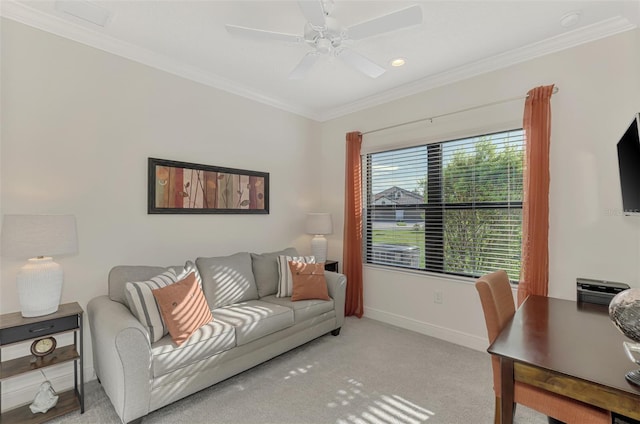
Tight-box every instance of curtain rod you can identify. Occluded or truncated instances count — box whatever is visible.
[362,86,559,136]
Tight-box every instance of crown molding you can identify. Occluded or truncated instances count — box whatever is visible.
[1,1,635,123]
[623,0,640,26]
[0,1,322,121]
[319,16,637,121]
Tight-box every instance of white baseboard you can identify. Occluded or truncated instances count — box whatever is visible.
[1,365,95,413]
[363,307,488,352]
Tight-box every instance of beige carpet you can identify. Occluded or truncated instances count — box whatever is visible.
[51,317,547,423]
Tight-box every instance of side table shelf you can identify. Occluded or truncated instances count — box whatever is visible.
[0,391,80,424]
[0,302,84,424]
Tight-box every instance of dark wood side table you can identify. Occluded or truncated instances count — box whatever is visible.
[324,260,339,273]
[0,302,84,423]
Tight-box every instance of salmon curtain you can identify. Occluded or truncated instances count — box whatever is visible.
[517,84,555,306]
[343,131,364,317]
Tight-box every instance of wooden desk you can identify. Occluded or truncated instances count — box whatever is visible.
[488,296,640,424]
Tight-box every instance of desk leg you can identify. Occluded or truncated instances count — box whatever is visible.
[500,357,515,424]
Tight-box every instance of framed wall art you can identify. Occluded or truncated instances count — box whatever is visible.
[148,158,269,214]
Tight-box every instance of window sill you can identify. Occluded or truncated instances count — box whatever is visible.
[363,263,478,285]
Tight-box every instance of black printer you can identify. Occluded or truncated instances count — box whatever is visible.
[576,278,630,306]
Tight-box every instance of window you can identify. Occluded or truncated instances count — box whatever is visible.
[363,129,524,281]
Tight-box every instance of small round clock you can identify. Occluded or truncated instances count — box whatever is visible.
[30,337,57,357]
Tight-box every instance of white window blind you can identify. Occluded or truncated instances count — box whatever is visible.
[363,129,524,281]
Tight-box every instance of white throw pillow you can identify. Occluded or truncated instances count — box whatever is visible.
[276,255,315,298]
[176,260,202,288]
[124,260,201,343]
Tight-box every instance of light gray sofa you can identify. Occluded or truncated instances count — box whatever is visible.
[87,248,346,424]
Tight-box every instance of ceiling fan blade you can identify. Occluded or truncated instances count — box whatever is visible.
[225,24,301,43]
[297,0,326,28]
[288,52,320,80]
[346,5,423,40]
[337,48,385,78]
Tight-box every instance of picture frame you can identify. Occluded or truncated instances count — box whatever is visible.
[148,158,269,214]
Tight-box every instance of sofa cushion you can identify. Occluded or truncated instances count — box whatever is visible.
[153,272,213,346]
[151,320,236,378]
[276,255,315,298]
[260,295,334,324]
[124,269,182,343]
[251,247,298,298]
[196,252,259,309]
[289,262,330,301]
[213,300,294,345]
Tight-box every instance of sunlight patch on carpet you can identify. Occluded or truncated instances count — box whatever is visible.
[332,378,435,423]
[284,363,314,380]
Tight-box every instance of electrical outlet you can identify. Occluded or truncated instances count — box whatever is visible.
[434,290,443,304]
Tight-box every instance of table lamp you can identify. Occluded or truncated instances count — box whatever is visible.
[1,215,78,317]
[305,213,332,263]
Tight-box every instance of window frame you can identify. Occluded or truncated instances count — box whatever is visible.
[362,128,524,281]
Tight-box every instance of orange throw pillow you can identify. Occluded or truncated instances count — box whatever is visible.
[152,272,213,346]
[288,261,330,301]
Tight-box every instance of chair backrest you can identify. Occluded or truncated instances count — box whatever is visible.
[475,270,515,343]
[475,270,515,396]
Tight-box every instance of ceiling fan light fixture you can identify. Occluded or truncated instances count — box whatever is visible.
[390,58,406,67]
[228,0,422,79]
[316,38,332,54]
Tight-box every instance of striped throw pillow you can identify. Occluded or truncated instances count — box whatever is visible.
[177,260,202,289]
[124,269,182,343]
[276,255,315,298]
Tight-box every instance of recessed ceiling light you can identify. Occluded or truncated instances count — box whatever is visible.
[390,58,406,67]
[560,11,582,28]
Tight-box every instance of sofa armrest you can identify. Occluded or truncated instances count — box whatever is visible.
[88,295,152,423]
[324,271,347,328]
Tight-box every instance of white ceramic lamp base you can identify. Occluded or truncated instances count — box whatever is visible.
[310,235,328,263]
[17,257,63,317]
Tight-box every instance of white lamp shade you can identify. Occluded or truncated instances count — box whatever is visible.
[1,215,78,259]
[305,213,333,235]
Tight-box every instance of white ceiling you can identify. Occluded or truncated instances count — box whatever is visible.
[2,0,639,121]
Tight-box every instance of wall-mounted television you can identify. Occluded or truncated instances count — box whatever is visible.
[617,112,640,216]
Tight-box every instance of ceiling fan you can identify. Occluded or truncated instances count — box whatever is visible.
[225,0,423,80]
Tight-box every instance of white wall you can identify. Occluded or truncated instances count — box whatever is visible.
[320,29,640,351]
[0,19,321,409]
